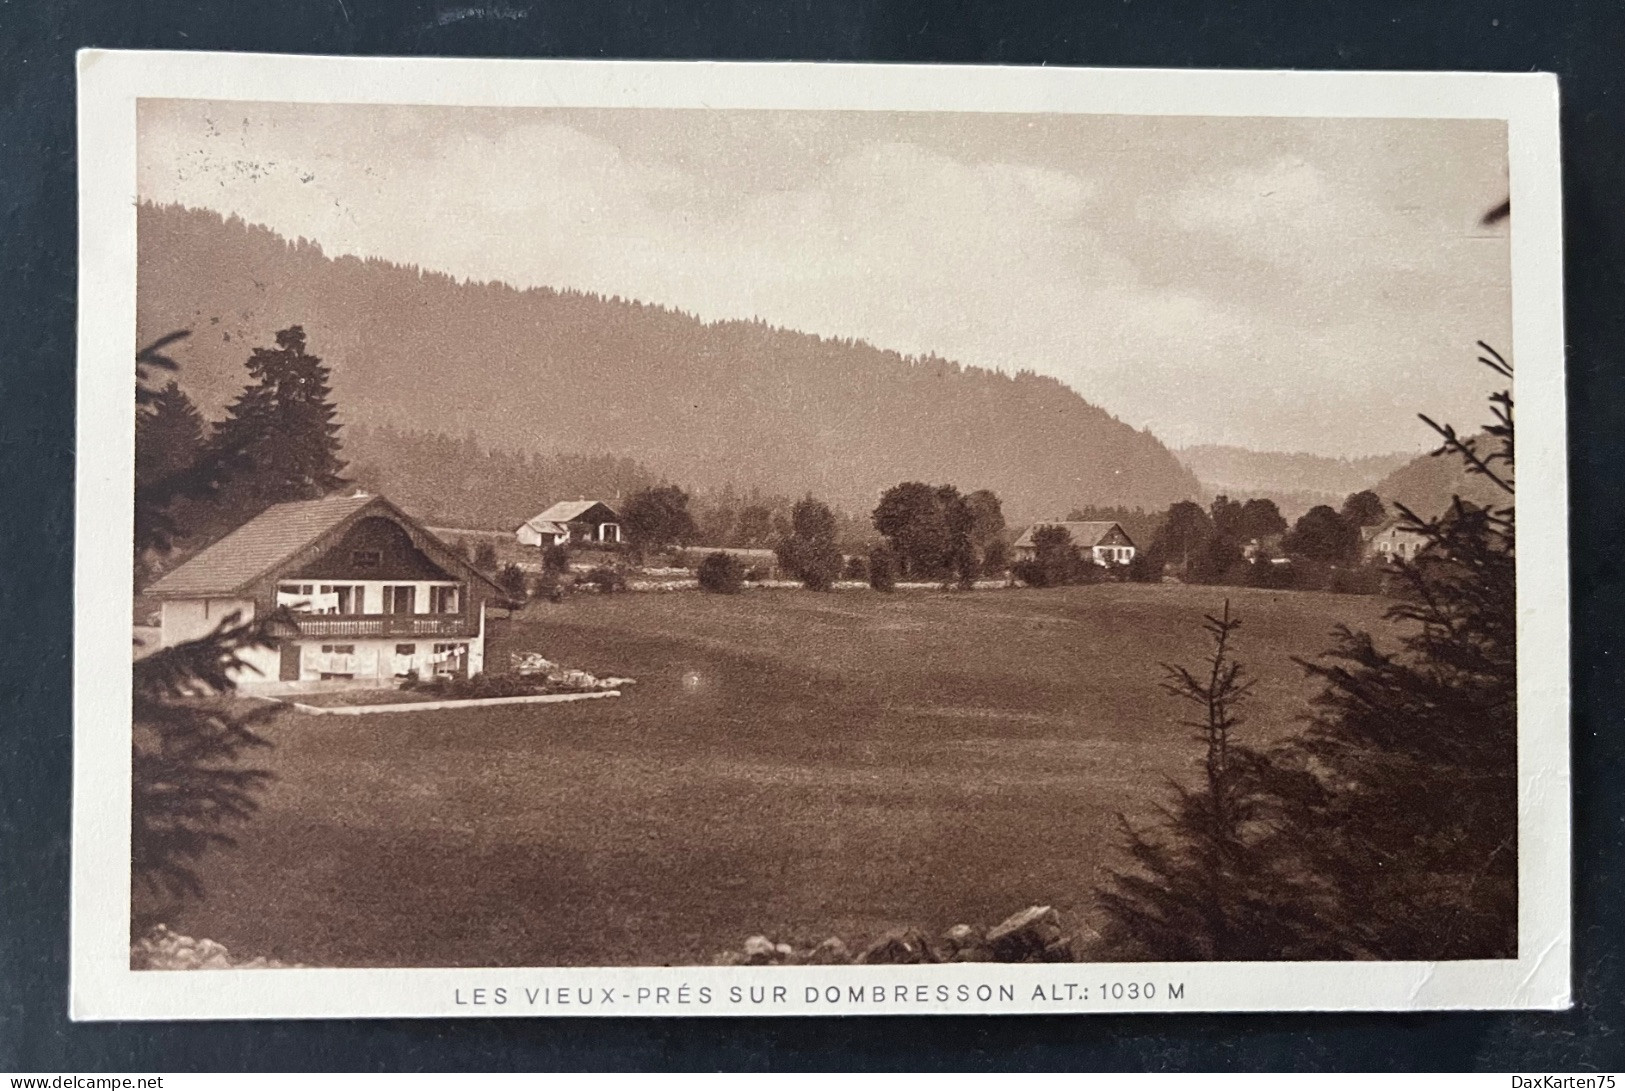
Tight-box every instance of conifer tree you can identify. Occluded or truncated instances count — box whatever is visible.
[1277,344,1517,959]
[1096,603,1328,959]
[136,380,205,489]
[209,325,346,515]
[1096,347,1518,961]
[134,335,237,560]
[132,615,278,899]
[131,332,283,901]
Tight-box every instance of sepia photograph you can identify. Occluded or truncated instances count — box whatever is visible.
[71,54,1569,1018]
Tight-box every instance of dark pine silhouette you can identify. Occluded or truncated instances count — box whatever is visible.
[207,325,346,514]
[1097,603,1325,959]
[132,332,284,902]
[1278,344,1518,959]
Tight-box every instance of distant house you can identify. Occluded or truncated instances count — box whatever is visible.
[1242,534,1285,562]
[516,500,622,549]
[1012,521,1137,565]
[145,493,503,693]
[1364,519,1429,564]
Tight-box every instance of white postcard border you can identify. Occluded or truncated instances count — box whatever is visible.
[72,50,1570,1020]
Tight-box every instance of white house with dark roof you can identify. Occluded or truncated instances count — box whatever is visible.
[1012,520,1137,566]
[516,500,622,548]
[145,492,504,693]
[1363,518,1430,565]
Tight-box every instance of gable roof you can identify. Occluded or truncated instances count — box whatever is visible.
[521,500,617,532]
[146,493,501,599]
[1366,517,1427,541]
[1012,521,1134,550]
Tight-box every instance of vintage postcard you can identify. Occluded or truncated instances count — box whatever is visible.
[73,51,1569,1019]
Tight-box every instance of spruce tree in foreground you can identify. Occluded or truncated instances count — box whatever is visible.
[132,332,283,902]
[1278,343,1517,959]
[132,616,278,899]
[1096,603,1324,959]
[1097,345,1519,961]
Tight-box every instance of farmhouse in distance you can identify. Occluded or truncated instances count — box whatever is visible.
[1363,518,1430,565]
[145,492,503,692]
[516,500,623,549]
[1012,520,1137,566]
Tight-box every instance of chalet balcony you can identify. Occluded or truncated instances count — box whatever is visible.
[289,613,477,639]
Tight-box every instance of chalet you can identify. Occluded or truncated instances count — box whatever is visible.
[516,500,622,549]
[1012,521,1137,565]
[145,492,503,693]
[1364,519,1429,564]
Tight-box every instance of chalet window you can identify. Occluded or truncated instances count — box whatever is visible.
[430,585,460,613]
[352,549,381,569]
[320,644,356,655]
[432,642,468,677]
[395,644,417,656]
[277,583,323,612]
[384,585,417,614]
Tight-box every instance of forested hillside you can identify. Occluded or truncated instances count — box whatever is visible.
[343,424,659,530]
[137,203,1201,521]
[1178,444,1415,518]
[1371,437,1507,518]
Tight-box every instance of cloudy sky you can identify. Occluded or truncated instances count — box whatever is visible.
[138,101,1510,457]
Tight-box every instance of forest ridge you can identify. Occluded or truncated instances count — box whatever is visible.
[136,202,1202,521]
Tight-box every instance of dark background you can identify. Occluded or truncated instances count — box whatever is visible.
[2,0,1621,1072]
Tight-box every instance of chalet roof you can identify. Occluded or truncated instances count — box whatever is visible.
[521,500,616,532]
[1012,520,1134,550]
[145,493,499,599]
[1367,518,1427,540]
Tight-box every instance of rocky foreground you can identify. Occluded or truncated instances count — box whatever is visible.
[716,905,1086,966]
[131,924,300,970]
[134,906,1085,969]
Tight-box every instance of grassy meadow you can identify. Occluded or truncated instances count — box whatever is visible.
[141,582,1396,967]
